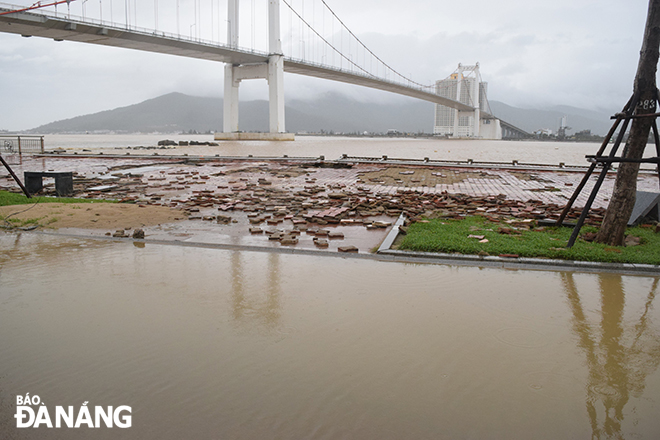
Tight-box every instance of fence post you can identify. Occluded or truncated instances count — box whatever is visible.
[40,136,44,153]
[17,136,22,155]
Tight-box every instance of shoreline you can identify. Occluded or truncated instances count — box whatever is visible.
[2,153,659,273]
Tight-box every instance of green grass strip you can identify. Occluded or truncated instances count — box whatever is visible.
[0,190,115,207]
[398,216,660,265]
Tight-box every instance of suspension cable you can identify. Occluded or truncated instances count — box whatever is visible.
[317,0,433,89]
[0,0,76,16]
[281,0,374,79]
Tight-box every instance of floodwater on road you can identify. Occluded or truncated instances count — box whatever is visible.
[1,233,659,439]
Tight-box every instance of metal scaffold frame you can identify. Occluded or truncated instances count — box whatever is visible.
[557,90,660,247]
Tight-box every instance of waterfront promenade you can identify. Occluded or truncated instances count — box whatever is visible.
[2,152,658,254]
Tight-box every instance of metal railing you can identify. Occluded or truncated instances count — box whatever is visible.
[0,135,44,155]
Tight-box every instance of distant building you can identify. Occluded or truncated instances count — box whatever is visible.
[433,63,502,139]
[534,128,553,138]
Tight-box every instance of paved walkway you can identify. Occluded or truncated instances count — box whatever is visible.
[4,155,658,207]
[2,154,658,253]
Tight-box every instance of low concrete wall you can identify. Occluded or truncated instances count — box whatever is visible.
[214,132,295,141]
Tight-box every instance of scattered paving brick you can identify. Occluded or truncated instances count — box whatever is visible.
[3,155,659,252]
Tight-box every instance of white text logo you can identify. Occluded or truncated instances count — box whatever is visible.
[15,393,132,428]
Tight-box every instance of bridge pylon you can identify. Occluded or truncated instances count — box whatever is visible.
[217,0,293,141]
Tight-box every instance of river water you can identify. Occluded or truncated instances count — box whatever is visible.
[42,133,660,169]
[1,233,659,439]
[2,135,660,438]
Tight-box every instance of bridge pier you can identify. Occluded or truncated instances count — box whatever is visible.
[268,54,285,133]
[223,64,240,133]
[217,0,292,140]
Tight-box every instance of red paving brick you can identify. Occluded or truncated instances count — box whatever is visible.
[4,156,658,210]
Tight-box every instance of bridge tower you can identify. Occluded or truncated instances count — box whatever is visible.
[218,0,292,140]
[433,63,503,139]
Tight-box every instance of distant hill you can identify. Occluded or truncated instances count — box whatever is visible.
[488,101,615,135]
[29,92,435,134]
[28,92,615,135]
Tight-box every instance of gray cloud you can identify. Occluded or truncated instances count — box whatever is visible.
[0,0,653,130]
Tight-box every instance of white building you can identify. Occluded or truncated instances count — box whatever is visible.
[433,63,502,139]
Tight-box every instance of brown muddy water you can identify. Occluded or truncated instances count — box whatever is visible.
[44,134,660,170]
[1,233,660,439]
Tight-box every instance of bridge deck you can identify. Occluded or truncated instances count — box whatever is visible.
[1,6,530,137]
[0,7,474,112]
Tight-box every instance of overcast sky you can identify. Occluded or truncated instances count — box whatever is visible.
[0,0,652,130]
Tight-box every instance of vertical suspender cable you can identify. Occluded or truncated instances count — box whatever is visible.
[251,0,255,50]
[302,0,305,59]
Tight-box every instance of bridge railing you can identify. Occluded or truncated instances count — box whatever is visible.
[0,2,270,58]
[2,2,465,110]
[2,2,442,97]
[284,55,438,95]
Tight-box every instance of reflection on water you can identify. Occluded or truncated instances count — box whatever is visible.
[1,233,659,439]
[230,251,282,331]
[562,274,660,439]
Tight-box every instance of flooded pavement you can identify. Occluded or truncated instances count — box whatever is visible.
[1,233,660,439]
[3,153,659,253]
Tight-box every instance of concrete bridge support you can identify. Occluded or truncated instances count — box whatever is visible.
[218,0,292,140]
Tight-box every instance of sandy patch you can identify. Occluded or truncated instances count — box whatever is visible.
[0,203,185,230]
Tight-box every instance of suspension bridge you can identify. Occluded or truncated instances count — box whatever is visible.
[0,0,528,140]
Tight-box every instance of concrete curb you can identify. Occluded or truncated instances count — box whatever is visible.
[377,213,406,253]
[16,228,657,276]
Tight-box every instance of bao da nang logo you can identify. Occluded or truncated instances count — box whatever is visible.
[14,393,132,428]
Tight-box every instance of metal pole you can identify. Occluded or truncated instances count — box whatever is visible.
[655,89,660,189]
[0,155,31,198]
[652,120,660,189]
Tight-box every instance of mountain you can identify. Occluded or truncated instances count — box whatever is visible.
[488,101,615,135]
[28,92,435,134]
[28,92,615,135]
[30,93,224,134]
